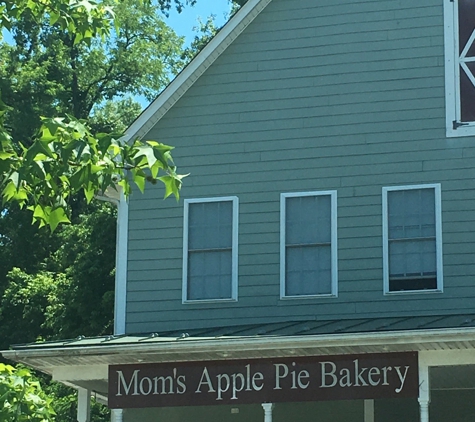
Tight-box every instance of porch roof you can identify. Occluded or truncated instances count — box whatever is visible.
[4,313,475,369]
[4,313,475,402]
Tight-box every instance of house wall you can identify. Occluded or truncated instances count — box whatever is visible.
[125,0,475,333]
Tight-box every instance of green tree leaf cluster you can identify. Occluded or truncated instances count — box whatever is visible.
[0,0,184,142]
[0,112,184,232]
[0,202,117,349]
[0,363,55,421]
[1,0,113,44]
[0,0,187,230]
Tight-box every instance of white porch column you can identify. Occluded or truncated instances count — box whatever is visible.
[77,388,91,422]
[111,409,123,422]
[364,399,374,422]
[262,403,274,422]
[418,356,430,422]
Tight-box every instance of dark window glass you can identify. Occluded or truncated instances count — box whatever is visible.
[387,189,437,292]
[187,201,233,300]
[285,195,332,296]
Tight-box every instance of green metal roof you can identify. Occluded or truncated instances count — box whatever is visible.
[10,313,475,351]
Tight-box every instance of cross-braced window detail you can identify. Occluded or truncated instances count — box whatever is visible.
[445,0,475,135]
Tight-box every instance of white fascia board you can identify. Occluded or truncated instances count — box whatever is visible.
[124,0,273,142]
[5,327,475,362]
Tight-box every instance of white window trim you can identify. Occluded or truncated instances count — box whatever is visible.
[444,0,475,137]
[182,196,239,304]
[382,184,443,295]
[280,190,338,300]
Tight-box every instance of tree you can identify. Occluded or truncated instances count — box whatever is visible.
[0,0,184,142]
[180,15,220,62]
[0,363,55,421]
[0,0,186,232]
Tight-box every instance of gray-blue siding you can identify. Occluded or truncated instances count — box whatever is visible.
[125,0,475,334]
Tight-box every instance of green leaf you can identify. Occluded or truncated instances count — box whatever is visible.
[0,151,14,160]
[2,181,17,202]
[158,175,180,199]
[50,10,60,24]
[49,207,70,232]
[135,144,158,168]
[132,172,146,193]
[32,205,49,228]
[83,185,95,203]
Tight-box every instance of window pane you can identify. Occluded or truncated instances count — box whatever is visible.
[286,245,332,296]
[458,0,475,56]
[188,250,232,300]
[286,195,331,245]
[388,189,435,239]
[460,63,475,122]
[189,201,233,250]
[389,239,436,277]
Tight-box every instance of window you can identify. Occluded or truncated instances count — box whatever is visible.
[182,197,238,302]
[382,185,443,294]
[445,0,475,136]
[280,191,338,298]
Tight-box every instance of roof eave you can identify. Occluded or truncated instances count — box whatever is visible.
[4,327,475,371]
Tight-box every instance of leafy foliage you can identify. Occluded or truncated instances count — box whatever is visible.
[0,203,117,419]
[0,112,184,231]
[0,0,186,231]
[180,15,219,62]
[0,364,55,421]
[0,0,113,44]
[45,203,117,339]
[0,0,184,142]
[0,268,63,349]
[89,98,142,134]
[0,204,117,346]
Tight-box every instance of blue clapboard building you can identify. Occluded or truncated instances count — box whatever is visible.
[4,0,475,421]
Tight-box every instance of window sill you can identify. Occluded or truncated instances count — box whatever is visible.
[446,125,475,138]
[182,298,238,305]
[383,289,443,296]
[280,293,337,300]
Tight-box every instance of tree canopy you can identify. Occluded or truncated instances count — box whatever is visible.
[0,0,186,232]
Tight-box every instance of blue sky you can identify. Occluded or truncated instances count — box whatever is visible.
[166,0,232,44]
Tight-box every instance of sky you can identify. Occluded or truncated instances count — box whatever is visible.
[166,0,232,44]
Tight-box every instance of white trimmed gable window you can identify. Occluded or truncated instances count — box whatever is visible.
[382,185,443,294]
[280,191,338,298]
[183,197,238,303]
[445,0,475,136]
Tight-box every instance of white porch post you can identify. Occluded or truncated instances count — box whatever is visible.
[364,399,374,422]
[262,403,274,422]
[111,409,123,422]
[418,357,430,422]
[77,388,91,422]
